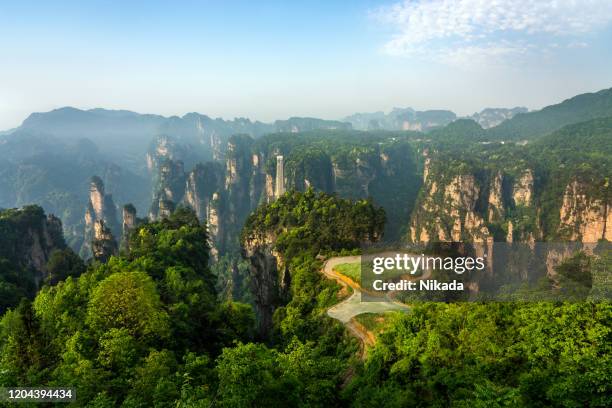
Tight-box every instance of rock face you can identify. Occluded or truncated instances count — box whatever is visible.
[121,203,139,250]
[274,117,351,133]
[410,171,491,243]
[344,108,456,131]
[150,159,186,220]
[241,233,290,335]
[92,220,118,262]
[0,206,66,287]
[410,153,610,248]
[488,172,505,222]
[469,107,528,129]
[512,169,534,207]
[82,176,120,259]
[122,204,137,237]
[558,180,611,242]
[183,163,225,256]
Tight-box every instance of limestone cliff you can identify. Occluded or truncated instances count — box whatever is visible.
[149,159,186,220]
[92,219,118,262]
[120,203,140,251]
[488,171,505,222]
[241,232,289,335]
[0,206,66,287]
[410,169,490,243]
[408,151,611,249]
[512,169,534,207]
[558,179,611,242]
[82,176,120,259]
[182,162,225,256]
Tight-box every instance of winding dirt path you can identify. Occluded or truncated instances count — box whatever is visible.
[322,255,410,360]
[322,254,433,361]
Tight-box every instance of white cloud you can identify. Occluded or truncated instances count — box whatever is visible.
[374,0,612,65]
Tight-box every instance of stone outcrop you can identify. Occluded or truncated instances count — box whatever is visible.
[82,176,120,259]
[122,204,137,237]
[241,232,290,335]
[558,180,611,242]
[120,203,140,251]
[1,206,67,287]
[92,220,118,262]
[488,171,504,222]
[182,163,225,256]
[512,169,534,207]
[149,159,186,220]
[410,172,490,243]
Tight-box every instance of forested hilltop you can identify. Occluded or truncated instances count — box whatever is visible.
[1,193,609,406]
[0,194,384,406]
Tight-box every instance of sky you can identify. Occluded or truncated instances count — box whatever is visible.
[1,0,612,129]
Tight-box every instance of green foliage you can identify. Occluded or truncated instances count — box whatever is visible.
[216,340,341,407]
[347,302,612,407]
[243,188,386,260]
[87,271,170,340]
[0,205,68,313]
[253,130,421,241]
[335,262,361,285]
[0,207,252,405]
[488,88,612,140]
[45,248,86,285]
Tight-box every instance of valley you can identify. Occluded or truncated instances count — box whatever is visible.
[0,87,610,406]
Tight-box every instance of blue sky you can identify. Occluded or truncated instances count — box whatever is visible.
[1,0,612,129]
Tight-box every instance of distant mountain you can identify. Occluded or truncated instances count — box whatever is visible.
[428,118,486,143]
[344,108,456,131]
[469,107,528,129]
[10,108,356,174]
[0,129,150,249]
[487,88,612,140]
[274,117,351,133]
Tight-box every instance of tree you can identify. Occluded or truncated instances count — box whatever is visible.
[86,271,169,341]
[45,248,86,285]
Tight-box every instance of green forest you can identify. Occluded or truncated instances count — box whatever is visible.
[1,190,610,406]
[0,90,611,406]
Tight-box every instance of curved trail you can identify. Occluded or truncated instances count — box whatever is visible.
[322,255,411,360]
[322,254,433,361]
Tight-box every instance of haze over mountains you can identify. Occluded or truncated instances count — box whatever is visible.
[1,87,611,254]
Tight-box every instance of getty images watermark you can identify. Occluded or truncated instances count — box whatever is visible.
[358,241,610,302]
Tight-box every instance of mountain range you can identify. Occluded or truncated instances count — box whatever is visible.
[1,87,611,254]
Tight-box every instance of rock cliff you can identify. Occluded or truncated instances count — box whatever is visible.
[82,176,120,259]
[241,232,289,335]
[92,219,118,262]
[0,205,66,287]
[558,179,611,242]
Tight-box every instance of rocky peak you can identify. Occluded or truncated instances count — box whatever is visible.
[488,171,504,222]
[409,161,490,243]
[444,174,480,210]
[241,231,289,335]
[89,176,106,220]
[513,169,534,207]
[0,206,67,287]
[92,220,118,262]
[122,203,138,246]
[558,179,610,242]
[82,176,120,259]
[149,158,186,220]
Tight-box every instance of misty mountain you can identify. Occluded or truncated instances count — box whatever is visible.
[487,87,612,140]
[343,108,456,131]
[469,107,528,129]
